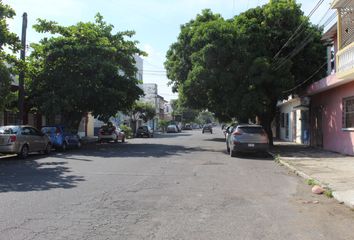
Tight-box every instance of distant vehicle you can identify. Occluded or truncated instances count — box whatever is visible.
[136,125,154,138]
[0,125,51,158]
[183,124,192,130]
[41,125,81,151]
[202,124,213,134]
[166,125,179,133]
[227,124,269,157]
[98,124,125,143]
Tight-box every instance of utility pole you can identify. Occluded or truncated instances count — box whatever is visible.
[18,12,27,124]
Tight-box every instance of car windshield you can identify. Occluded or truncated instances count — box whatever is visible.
[0,126,20,134]
[239,127,265,134]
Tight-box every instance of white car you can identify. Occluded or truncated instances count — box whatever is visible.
[98,124,125,143]
[166,125,178,133]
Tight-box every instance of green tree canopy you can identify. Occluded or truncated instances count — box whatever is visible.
[126,101,156,133]
[0,1,21,111]
[165,1,326,144]
[27,14,145,129]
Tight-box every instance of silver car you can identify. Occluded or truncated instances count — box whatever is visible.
[0,125,52,158]
[227,124,269,157]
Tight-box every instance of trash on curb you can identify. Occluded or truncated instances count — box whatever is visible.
[312,185,325,194]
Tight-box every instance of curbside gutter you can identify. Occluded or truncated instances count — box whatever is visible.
[269,151,354,209]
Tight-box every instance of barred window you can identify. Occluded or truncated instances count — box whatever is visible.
[280,113,285,128]
[343,97,354,129]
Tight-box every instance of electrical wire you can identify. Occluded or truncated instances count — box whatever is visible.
[282,62,327,93]
[272,3,341,71]
[273,0,325,60]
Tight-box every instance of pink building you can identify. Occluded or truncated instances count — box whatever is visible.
[306,0,354,155]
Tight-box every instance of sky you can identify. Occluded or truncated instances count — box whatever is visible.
[4,0,335,101]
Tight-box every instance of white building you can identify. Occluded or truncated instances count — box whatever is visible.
[277,95,310,144]
[138,83,163,131]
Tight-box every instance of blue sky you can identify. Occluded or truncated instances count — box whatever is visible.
[4,0,335,101]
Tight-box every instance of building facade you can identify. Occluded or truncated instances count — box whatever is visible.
[277,96,310,144]
[305,0,354,155]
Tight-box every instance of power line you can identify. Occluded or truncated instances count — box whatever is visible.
[272,4,340,71]
[282,62,327,93]
[273,0,325,60]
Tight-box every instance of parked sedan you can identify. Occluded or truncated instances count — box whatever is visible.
[98,124,125,143]
[227,124,269,157]
[41,125,81,151]
[136,125,154,138]
[166,125,179,133]
[0,125,52,158]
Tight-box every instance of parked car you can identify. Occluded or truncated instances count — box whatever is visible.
[202,124,213,134]
[41,125,81,151]
[183,123,193,130]
[166,125,179,133]
[0,125,52,158]
[136,125,153,138]
[227,124,269,157]
[98,124,125,143]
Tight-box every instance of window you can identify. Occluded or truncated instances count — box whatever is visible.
[343,97,354,129]
[280,113,285,128]
[285,113,289,139]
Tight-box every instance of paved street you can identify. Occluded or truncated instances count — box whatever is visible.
[1,128,354,240]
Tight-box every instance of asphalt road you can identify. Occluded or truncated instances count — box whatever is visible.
[0,128,354,240]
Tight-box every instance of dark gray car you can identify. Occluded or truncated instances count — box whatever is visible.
[227,124,269,157]
[0,125,52,158]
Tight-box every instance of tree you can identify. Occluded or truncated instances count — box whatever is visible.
[126,101,156,134]
[165,2,326,145]
[197,111,214,125]
[158,119,169,132]
[0,1,21,111]
[170,98,199,123]
[27,14,145,130]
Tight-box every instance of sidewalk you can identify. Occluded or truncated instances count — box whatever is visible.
[270,141,354,209]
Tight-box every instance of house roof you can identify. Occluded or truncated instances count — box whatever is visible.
[332,0,354,8]
[321,23,337,42]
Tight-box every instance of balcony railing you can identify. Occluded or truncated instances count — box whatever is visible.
[337,42,354,79]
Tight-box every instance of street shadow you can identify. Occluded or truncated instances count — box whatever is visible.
[0,155,85,193]
[204,138,226,143]
[61,143,223,159]
[154,133,193,138]
[233,151,274,160]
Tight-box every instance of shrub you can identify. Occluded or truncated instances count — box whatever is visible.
[120,125,133,138]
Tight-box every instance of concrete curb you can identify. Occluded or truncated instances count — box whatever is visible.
[269,151,354,209]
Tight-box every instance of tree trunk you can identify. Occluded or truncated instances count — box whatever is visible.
[259,101,277,146]
[62,112,84,133]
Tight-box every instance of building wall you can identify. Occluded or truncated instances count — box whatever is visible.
[278,98,303,143]
[310,81,354,155]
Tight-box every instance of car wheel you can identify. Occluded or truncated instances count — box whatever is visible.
[61,142,67,151]
[122,137,125,143]
[202,131,204,134]
[77,141,82,148]
[114,135,118,143]
[44,143,52,154]
[19,145,29,159]
[230,149,236,158]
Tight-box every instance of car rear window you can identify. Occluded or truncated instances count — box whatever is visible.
[0,126,19,134]
[41,127,57,134]
[239,127,265,134]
